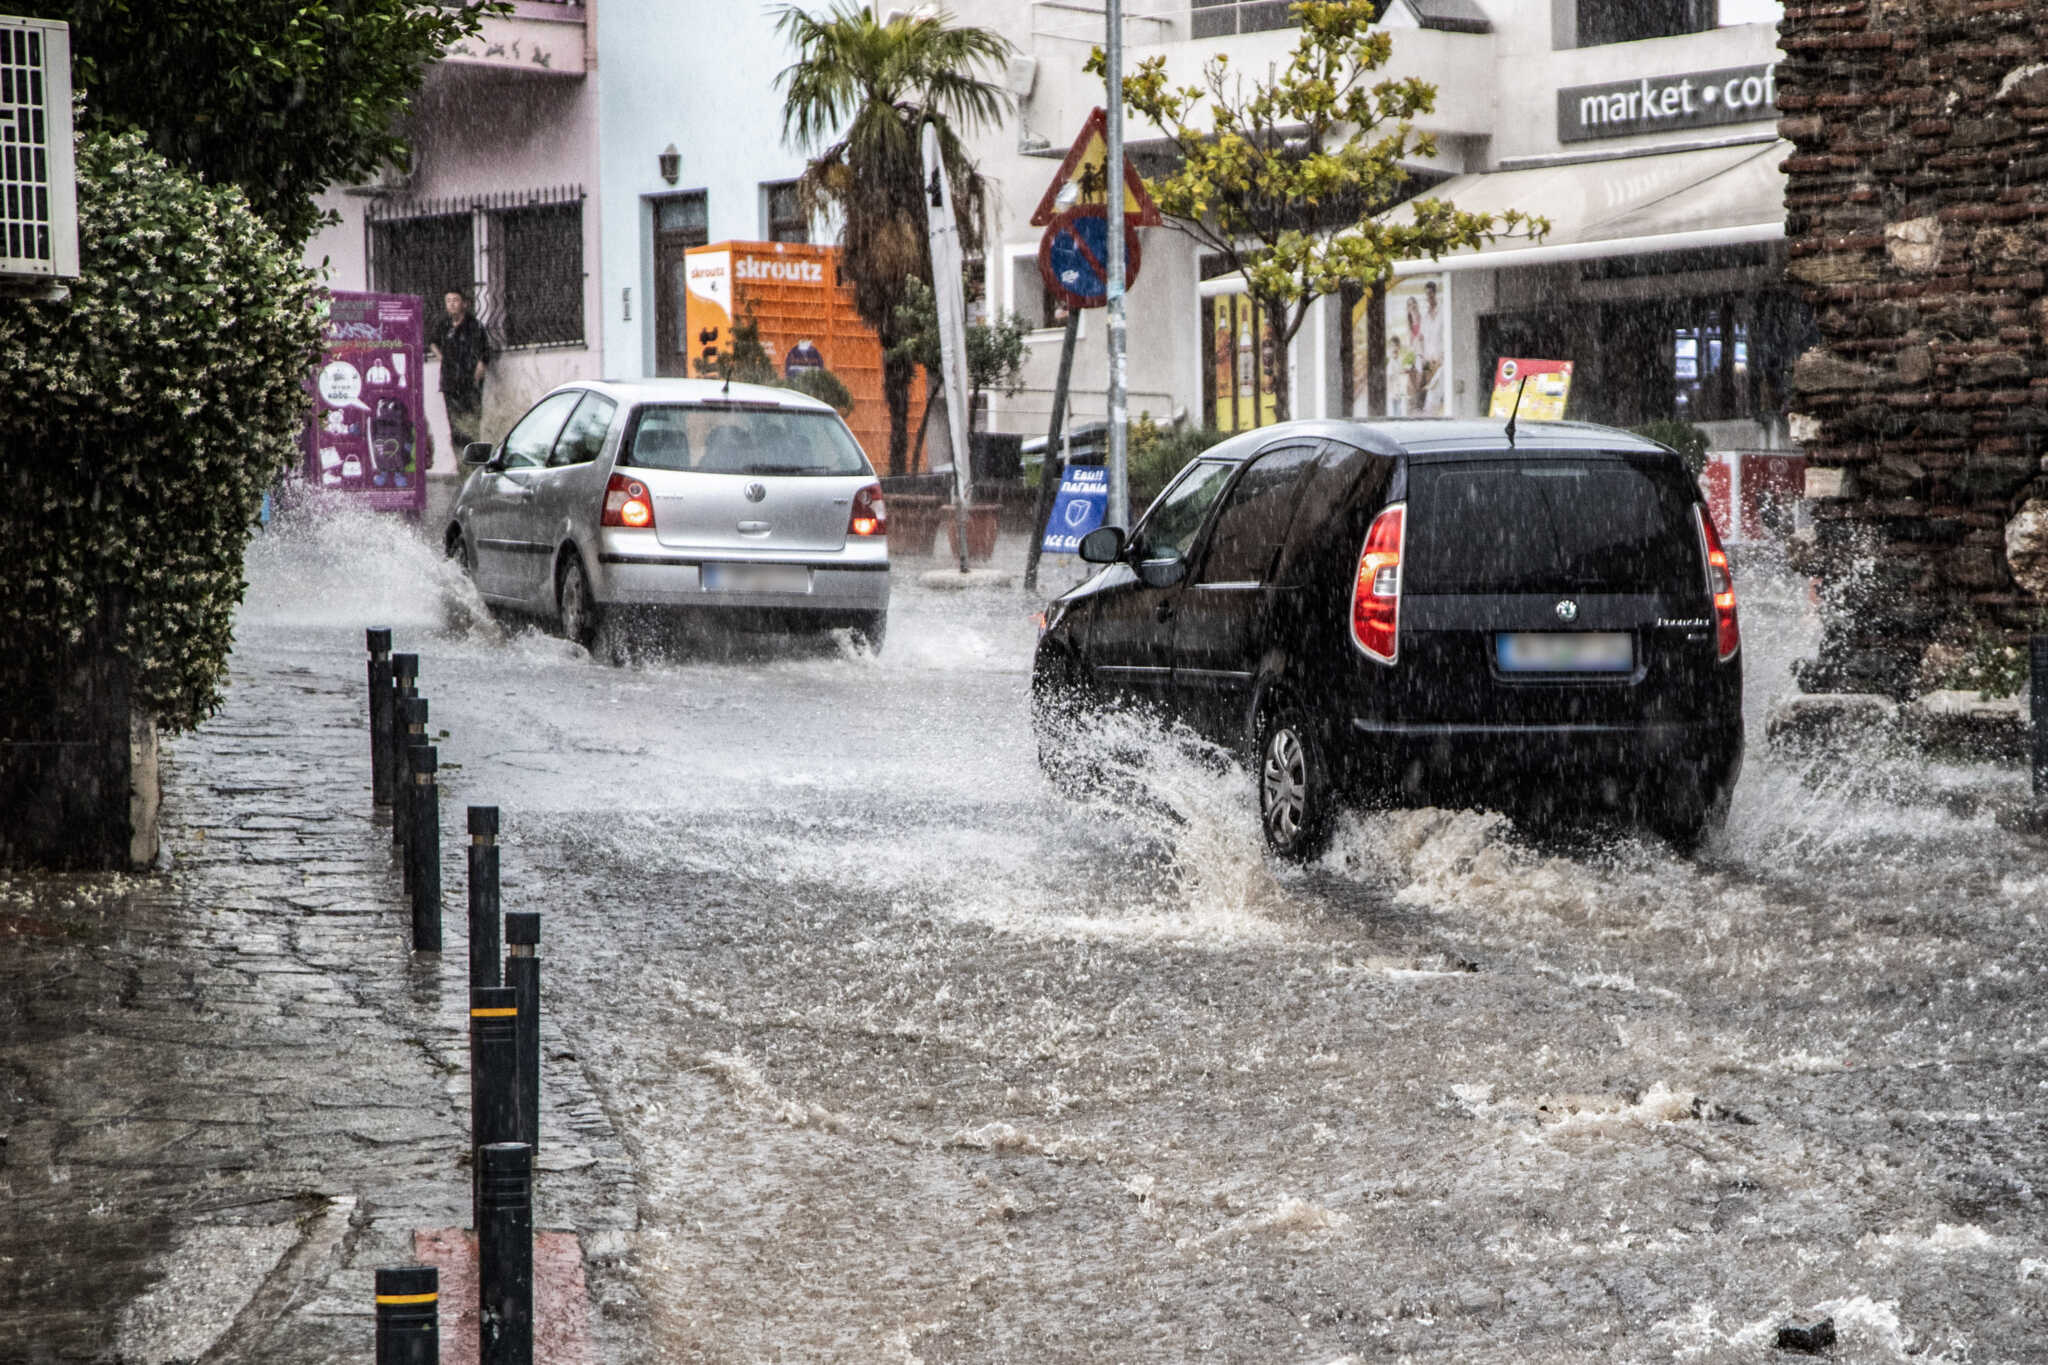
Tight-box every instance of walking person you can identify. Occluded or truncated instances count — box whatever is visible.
[428,288,494,457]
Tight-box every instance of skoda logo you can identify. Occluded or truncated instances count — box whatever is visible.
[1555,599,1579,623]
[744,483,767,503]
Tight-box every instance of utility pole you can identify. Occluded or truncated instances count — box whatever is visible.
[1105,0,1129,529]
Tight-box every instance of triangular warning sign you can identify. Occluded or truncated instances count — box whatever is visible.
[1029,107,1163,228]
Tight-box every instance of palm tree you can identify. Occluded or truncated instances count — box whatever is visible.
[775,3,1012,477]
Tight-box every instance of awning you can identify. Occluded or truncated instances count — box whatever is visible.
[1387,139,1788,276]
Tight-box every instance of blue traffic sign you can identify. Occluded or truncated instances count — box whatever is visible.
[1042,464,1109,554]
[1038,206,1143,312]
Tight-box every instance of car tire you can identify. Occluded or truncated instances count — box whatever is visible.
[1643,773,1731,856]
[557,554,603,653]
[849,611,887,655]
[1032,651,1097,800]
[1257,706,1336,862]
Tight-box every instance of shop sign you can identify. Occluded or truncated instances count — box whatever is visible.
[1489,358,1574,421]
[1558,63,1777,143]
[1042,464,1109,554]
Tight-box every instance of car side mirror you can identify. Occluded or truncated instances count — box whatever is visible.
[461,441,496,469]
[1078,525,1127,564]
[1136,554,1188,589]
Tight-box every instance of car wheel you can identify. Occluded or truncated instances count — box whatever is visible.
[557,555,602,652]
[1642,771,1731,855]
[1258,706,1335,861]
[1032,651,1097,800]
[849,611,887,655]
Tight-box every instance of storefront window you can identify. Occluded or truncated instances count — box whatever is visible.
[1478,286,1809,431]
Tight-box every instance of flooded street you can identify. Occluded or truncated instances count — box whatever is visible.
[225,506,2048,1363]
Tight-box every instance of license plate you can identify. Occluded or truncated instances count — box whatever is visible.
[1496,632,1633,673]
[700,562,811,594]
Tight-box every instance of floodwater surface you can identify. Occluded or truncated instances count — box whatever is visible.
[228,505,2048,1363]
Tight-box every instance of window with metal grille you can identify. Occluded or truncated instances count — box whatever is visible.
[489,200,582,347]
[763,180,807,243]
[367,211,474,312]
[366,186,585,350]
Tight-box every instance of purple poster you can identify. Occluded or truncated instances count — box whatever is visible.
[302,291,427,513]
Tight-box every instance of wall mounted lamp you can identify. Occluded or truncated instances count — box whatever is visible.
[658,144,680,185]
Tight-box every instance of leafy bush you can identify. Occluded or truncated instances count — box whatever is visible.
[1630,419,1710,478]
[783,366,855,414]
[0,127,323,732]
[1130,414,1231,504]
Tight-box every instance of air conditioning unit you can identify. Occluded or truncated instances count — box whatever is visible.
[0,15,78,292]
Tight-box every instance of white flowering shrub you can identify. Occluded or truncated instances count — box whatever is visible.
[0,127,322,732]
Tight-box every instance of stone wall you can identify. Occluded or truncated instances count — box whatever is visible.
[1779,0,2048,696]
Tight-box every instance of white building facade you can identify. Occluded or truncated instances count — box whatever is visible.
[950,0,1793,454]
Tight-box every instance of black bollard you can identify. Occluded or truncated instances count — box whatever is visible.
[367,628,394,807]
[390,652,419,801]
[477,1142,534,1365]
[409,746,442,952]
[470,985,520,1230]
[469,806,502,990]
[505,911,541,1156]
[373,1264,439,1364]
[2033,635,2048,800]
[395,695,429,866]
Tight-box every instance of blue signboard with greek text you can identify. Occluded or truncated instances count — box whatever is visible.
[1042,465,1109,554]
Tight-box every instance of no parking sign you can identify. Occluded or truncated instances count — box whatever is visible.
[1042,465,1109,554]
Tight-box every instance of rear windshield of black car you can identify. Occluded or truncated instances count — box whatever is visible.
[619,404,871,477]
[1405,455,1703,596]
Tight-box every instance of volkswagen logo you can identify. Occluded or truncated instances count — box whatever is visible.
[744,483,767,503]
[1555,599,1579,623]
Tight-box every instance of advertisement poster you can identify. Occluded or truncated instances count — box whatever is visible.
[1488,357,1575,420]
[1207,293,1280,432]
[683,241,913,472]
[1041,464,1109,554]
[302,291,425,514]
[1382,274,1449,417]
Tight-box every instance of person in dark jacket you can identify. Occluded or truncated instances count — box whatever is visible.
[428,289,494,453]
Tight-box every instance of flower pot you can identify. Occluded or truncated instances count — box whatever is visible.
[943,503,1001,561]
[886,495,943,556]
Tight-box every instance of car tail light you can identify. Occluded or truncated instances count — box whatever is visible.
[849,482,886,537]
[1697,506,1739,661]
[602,473,654,529]
[1350,503,1405,665]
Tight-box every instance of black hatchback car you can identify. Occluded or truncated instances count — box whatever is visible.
[1031,419,1743,857]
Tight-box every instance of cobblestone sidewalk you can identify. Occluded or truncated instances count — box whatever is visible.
[0,646,638,1363]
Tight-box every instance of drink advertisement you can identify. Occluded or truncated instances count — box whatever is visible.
[302,291,425,513]
[1488,357,1575,420]
[1207,293,1280,432]
[1381,274,1449,417]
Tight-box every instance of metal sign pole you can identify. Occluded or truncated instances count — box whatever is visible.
[1105,0,1129,530]
[920,121,975,574]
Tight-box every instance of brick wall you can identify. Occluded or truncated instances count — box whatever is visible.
[1780,0,2048,696]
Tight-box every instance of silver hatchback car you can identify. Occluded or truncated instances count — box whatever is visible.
[445,379,889,653]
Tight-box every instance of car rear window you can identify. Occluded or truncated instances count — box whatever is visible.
[621,403,871,476]
[1405,455,1702,595]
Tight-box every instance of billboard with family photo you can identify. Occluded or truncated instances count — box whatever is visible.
[1351,273,1451,418]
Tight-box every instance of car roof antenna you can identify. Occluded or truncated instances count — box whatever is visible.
[722,361,732,396]
[1503,375,1530,448]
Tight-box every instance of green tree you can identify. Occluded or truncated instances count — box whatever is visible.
[774,2,1011,476]
[17,0,498,246]
[0,129,323,866]
[1093,0,1545,419]
[889,277,1031,429]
